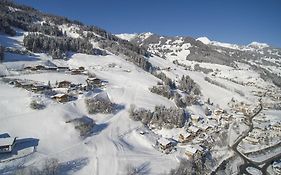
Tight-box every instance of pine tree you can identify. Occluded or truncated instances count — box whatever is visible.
[0,45,4,63]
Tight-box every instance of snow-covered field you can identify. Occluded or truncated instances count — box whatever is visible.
[0,51,179,174]
[1,12,281,174]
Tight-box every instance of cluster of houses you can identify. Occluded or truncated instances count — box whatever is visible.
[228,99,260,117]
[23,61,91,76]
[154,108,234,158]
[244,116,281,146]
[23,62,69,72]
[155,136,206,159]
[6,76,105,103]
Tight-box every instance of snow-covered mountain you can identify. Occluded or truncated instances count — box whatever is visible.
[0,1,281,175]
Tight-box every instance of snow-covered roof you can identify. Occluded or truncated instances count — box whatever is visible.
[180,132,191,138]
[0,137,16,147]
[198,124,211,130]
[33,83,48,87]
[94,92,111,102]
[87,77,100,81]
[52,93,67,98]
[192,145,204,152]
[185,145,198,154]
[157,137,171,146]
[273,160,281,169]
[52,88,68,94]
[188,126,199,133]
[191,115,200,120]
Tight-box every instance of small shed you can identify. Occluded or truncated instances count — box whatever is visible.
[51,93,70,103]
[0,137,16,153]
[58,80,71,88]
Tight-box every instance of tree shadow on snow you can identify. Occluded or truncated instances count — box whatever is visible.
[113,104,126,115]
[58,157,89,174]
[91,123,108,136]
[134,162,151,175]
[0,35,21,49]
[4,52,40,62]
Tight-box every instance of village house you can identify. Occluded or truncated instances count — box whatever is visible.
[56,66,69,72]
[51,93,70,103]
[52,87,69,94]
[86,78,102,85]
[178,132,192,143]
[245,136,259,145]
[156,137,173,153]
[185,144,204,159]
[86,77,103,89]
[34,65,46,70]
[214,108,224,116]
[14,80,34,90]
[78,66,85,71]
[272,122,281,132]
[273,160,281,174]
[31,83,50,93]
[221,114,233,121]
[188,126,200,136]
[71,69,83,75]
[57,80,72,88]
[0,137,17,153]
[190,115,200,123]
[23,65,33,71]
[198,124,212,132]
[45,65,57,71]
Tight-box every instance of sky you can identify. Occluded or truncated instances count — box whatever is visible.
[15,0,281,47]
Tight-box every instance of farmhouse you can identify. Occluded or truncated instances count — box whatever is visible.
[245,136,259,145]
[35,65,46,70]
[23,65,33,71]
[198,124,212,132]
[185,144,204,159]
[31,83,50,92]
[190,115,200,123]
[57,80,71,88]
[157,138,173,153]
[273,160,281,174]
[57,66,69,71]
[0,137,16,153]
[51,93,70,103]
[71,69,82,75]
[188,126,200,135]
[178,132,192,143]
[214,108,224,117]
[86,78,102,85]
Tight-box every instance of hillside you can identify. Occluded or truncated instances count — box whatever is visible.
[0,1,281,175]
